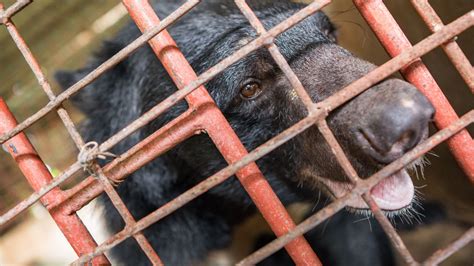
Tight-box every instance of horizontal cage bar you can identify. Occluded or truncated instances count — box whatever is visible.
[0,0,472,265]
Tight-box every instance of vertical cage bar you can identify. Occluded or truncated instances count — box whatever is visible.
[239,110,474,265]
[0,0,200,145]
[3,18,85,148]
[122,0,320,264]
[0,0,472,264]
[92,167,163,265]
[353,0,474,182]
[0,99,109,265]
[410,0,474,92]
[317,120,417,264]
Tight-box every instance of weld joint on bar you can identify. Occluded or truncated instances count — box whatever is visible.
[309,102,330,117]
[0,0,33,23]
[263,36,274,47]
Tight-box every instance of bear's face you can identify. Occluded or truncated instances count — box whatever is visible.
[192,9,434,212]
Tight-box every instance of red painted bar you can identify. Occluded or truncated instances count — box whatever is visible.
[353,0,474,182]
[0,98,109,265]
[122,0,320,264]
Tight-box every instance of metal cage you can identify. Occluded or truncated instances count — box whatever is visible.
[0,0,472,265]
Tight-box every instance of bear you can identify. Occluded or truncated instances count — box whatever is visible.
[55,0,435,265]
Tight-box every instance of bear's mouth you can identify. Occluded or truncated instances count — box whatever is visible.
[320,169,414,211]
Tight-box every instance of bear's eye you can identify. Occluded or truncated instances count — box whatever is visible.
[240,82,262,99]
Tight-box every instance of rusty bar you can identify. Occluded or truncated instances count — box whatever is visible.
[410,0,474,92]
[0,2,345,223]
[362,194,418,265]
[4,20,55,99]
[267,44,315,109]
[2,8,470,232]
[353,0,474,182]
[0,0,335,146]
[0,0,32,23]
[124,0,321,264]
[133,234,163,266]
[98,0,331,154]
[3,14,85,148]
[238,110,474,265]
[1,0,465,152]
[92,167,163,265]
[0,0,200,144]
[72,107,472,264]
[0,161,82,226]
[0,107,197,226]
[71,110,324,265]
[422,227,474,266]
[0,0,333,148]
[0,99,109,264]
[317,120,360,182]
[49,2,466,222]
[0,1,470,264]
[0,10,166,255]
[317,120,417,264]
[122,0,212,108]
[234,0,319,111]
[56,108,198,213]
[321,10,473,113]
[204,108,320,265]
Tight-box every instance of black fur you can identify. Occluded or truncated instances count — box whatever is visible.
[56,1,434,265]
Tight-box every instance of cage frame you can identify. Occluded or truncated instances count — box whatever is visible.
[0,0,472,265]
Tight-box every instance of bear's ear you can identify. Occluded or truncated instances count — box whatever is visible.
[55,70,83,91]
[54,69,98,115]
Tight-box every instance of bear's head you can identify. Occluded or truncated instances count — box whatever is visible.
[55,0,434,215]
[174,1,434,213]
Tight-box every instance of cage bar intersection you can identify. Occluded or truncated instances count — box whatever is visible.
[0,0,473,265]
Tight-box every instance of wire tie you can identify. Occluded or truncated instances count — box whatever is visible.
[78,141,116,178]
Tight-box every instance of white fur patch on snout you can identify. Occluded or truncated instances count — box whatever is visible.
[401,98,416,109]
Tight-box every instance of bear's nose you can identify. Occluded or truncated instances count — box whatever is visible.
[358,82,435,164]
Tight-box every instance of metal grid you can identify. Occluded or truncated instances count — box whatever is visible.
[0,0,472,265]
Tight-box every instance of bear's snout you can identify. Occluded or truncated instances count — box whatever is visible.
[348,79,435,164]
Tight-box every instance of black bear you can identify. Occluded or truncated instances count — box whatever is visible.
[56,0,435,265]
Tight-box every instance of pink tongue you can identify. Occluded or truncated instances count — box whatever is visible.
[370,170,414,210]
